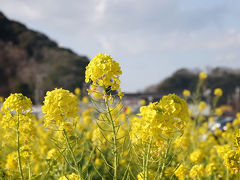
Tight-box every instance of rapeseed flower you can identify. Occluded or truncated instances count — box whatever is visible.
[59,173,82,180]
[164,167,175,177]
[5,152,18,170]
[205,162,217,176]
[42,88,79,127]
[140,99,146,105]
[199,72,207,80]
[190,149,203,163]
[224,150,240,174]
[130,94,189,151]
[74,87,81,96]
[189,164,205,178]
[137,170,154,180]
[235,129,240,148]
[198,101,207,111]
[1,93,32,129]
[82,96,89,104]
[182,89,191,97]
[215,108,223,116]
[214,88,223,97]
[85,53,122,92]
[175,164,189,180]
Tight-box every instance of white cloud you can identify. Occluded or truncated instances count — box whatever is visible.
[1,0,240,92]
[1,1,42,20]
[94,0,108,21]
[215,53,239,63]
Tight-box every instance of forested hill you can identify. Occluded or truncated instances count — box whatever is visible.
[145,67,240,105]
[0,12,89,103]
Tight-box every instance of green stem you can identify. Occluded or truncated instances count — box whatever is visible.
[105,99,118,180]
[195,81,202,102]
[63,130,82,179]
[226,168,229,180]
[17,114,24,180]
[159,162,166,180]
[28,163,31,180]
[159,140,172,180]
[210,96,219,116]
[142,150,146,179]
[194,79,205,105]
[144,137,152,180]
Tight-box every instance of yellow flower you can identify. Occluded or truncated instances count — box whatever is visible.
[140,99,146,105]
[120,159,127,166]
[190,149,203,163]
[42,88,79,127]
[57,122,75,140]
[118,89,124,100]
[214,128,222,136]
[237,112,240,119]
[216,145,231,158]
[94,158,102,166]
[214,88,223,97]
[5,152,18,170]
[182,89,191,97]
[199,72,207,80]
[206,162,217,176]
[165,167,175,177]
[74,87,81,96]
[92,90,102,99]
[59,173,82,180]
[82,96,89,104]
[137,170,154,180]
[198,101,207,111]
[189,164,205,178]
[130,94,189,152]
[83,116,92,124]
[1,93,32,115]
[175,164,188,180]
[47,148,58,159]
[215,108,223,116]
[224,150,240,174]
[174,136,189,150]
[125,106,132,114]
[208,117,214,122]
[85,53,122,92]
[1,93,32,129]
[0,96,4,102]
[235,129,240,148]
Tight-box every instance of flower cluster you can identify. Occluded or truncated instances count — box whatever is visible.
[189,164,205,179]
[224,150,240,174]
[1,93,32,129]
[42,88,79,127]
[2,54,240,179]
[85,53,122,98]
[130,94,189,148]
[175,164,189,180]
[59,173,82,180]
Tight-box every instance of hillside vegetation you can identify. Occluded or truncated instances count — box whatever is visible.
[146,67,240,105]
[0,12,89,103]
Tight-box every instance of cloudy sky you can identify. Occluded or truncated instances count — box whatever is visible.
[1,0,240,92]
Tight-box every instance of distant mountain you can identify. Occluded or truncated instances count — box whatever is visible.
[0,12,89,103]
[145,67,240,105]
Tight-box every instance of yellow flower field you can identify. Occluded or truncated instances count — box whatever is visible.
[0,53,239,179]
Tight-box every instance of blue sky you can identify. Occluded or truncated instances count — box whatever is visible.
[1,0,240,92]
